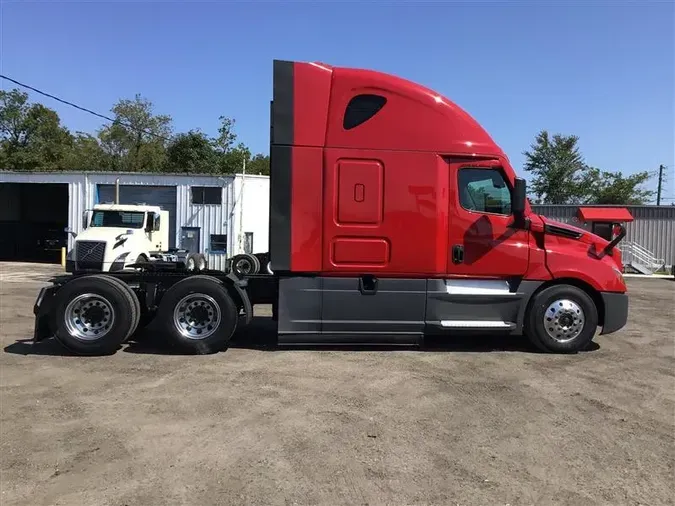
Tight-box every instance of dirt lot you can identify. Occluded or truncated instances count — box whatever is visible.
[1,262,674,506]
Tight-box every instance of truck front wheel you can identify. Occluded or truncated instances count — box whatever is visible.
[52,275,138,355]
[157,275,238,354]
[525,284,599,353]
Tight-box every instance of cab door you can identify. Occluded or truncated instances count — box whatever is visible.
[447,161,529,277]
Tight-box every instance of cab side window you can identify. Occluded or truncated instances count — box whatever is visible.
[458,168,512,215]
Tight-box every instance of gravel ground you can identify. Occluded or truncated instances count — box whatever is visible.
[1,262,674,506]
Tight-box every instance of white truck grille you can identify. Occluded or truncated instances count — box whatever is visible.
[75,241,106,271]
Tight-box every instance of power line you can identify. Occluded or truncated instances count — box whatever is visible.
[0,74,172,142]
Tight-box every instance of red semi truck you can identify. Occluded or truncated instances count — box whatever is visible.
[33,60,629,355]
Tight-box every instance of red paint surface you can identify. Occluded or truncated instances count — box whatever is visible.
[322,149,442,274]
[545,236,626,292]
[293,62,332,147]
[578,207,634,223]
[288,63,332,272]
[332,238,390,265]
[524,214,552,281]
[336,160,383,225]
[290,146,323,272]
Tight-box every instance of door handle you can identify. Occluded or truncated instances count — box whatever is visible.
[452,245,464,264]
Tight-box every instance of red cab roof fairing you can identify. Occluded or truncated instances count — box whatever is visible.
[290,61,506,158]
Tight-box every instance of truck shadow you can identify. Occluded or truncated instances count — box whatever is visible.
[5,317,601,357]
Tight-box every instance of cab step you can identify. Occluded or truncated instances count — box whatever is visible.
[438,320,516,330]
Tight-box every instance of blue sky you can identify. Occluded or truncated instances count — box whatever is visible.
[1,1,673,199]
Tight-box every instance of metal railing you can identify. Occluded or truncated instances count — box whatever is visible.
[621,241,666,273]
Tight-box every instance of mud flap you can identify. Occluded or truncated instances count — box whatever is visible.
[226,272,253,325]
[33,286,57,342]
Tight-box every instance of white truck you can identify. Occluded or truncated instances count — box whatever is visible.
[66,203,207,273]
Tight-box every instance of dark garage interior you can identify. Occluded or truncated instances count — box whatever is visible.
[0,182,69,263]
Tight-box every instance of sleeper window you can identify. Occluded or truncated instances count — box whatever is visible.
[343,94,387,130]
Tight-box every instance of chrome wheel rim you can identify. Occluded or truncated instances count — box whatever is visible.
[198,257,206,270]
[172,293,221,340]
[235,258,252,274]
[186,257,195,270]
[64,293,115,341]
[544,299,585,342]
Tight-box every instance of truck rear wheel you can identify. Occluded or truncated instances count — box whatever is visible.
[96,274,141,341]
[52,275,138,355]
[525,284,598,353]
[231,253,259,275]
[157,275,238,354]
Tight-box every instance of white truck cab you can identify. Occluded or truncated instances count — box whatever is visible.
[66,204,170,272]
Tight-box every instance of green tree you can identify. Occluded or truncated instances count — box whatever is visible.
[165,130,218,173]
[213,116,237,153]
[523,130,590,204]
[0,89,73,171]
[247,153,270,175]
[220,142,250,174]
[583,167,654,205]
[98,94,172,172]
[0,90,270,177]
[65,132,109,171]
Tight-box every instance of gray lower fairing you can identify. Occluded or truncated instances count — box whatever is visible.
[276,276,543,345]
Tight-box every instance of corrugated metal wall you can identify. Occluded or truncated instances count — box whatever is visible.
[533,205,675,264]
[0,172,252,271]
[175,177,235,272]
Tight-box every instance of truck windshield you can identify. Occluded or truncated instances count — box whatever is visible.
[90,211,145,229]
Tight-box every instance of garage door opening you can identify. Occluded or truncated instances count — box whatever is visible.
[0,183,69,263]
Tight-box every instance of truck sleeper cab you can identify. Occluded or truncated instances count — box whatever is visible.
[32,59,629,356]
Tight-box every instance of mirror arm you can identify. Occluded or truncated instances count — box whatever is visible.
[509,177,528,229]
[510,214,530,230]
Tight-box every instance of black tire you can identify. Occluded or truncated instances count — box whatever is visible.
[52,275,138,355]
[250,254,261,274]
[525,284,598,353]
[231,254,259,275]
[96,274,141,341]
[156,275,238,354]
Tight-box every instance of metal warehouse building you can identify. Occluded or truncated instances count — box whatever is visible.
[0,171,269,271]
[532,204,675,270]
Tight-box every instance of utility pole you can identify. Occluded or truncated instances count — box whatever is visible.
[656,164,664,206]
[238,157,246,254]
